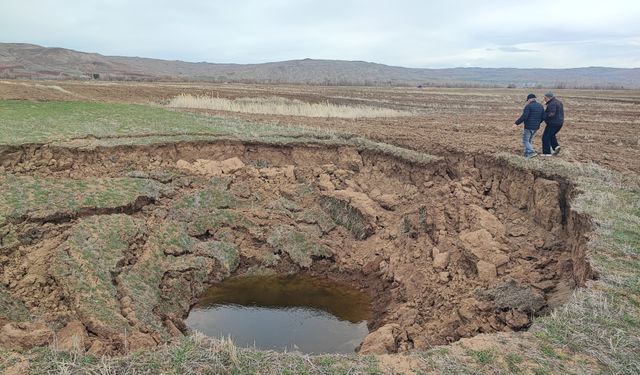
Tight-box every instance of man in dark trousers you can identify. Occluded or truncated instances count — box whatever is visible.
[514,93,545,158]
[542,92,564,156]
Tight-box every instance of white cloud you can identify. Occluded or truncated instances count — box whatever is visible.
[1,0,639,68]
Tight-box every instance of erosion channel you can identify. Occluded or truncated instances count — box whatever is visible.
[0,140,593,355]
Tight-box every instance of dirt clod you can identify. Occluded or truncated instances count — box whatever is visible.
[0,322,53,350]
[477,277,546,313]
[55,320,89,351]
[359,323,402,354]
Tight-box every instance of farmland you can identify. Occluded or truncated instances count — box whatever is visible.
[0,80,638,374]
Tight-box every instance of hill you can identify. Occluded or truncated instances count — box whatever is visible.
[1,43,638,88]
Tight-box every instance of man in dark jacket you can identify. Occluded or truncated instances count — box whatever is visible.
[542,92,564,156]
[514,93,545,158]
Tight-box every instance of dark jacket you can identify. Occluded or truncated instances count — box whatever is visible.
[515,100,545,130]
[544,97,564,126]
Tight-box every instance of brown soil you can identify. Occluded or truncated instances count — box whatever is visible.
[0,140,593,354]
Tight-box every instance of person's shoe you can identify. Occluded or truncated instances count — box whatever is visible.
[552,146,561,155]
[542,153,553,157]
[526,152,538,159]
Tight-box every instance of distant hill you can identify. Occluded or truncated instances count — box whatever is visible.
[1,43,639,88]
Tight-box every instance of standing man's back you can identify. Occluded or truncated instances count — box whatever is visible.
[544,95,564,127]
[542,93,564,156]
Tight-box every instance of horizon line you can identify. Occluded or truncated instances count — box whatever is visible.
[2,42,638,71]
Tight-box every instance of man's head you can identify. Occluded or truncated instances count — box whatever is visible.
[544,92,554,102]
[526,93,536,102]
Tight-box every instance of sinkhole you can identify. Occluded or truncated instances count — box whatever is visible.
[0,141,593,355]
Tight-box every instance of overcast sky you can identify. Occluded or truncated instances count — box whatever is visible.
[2,0,639,68]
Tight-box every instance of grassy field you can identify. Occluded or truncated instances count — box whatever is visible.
[0,100,258,145]
[0,97,638,374]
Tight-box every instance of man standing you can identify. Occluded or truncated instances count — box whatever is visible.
[542,92,564,156]
[514,93,545,158]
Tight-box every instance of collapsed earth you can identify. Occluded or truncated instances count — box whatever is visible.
[0,81,638,374]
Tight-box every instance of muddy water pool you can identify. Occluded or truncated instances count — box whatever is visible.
[185,274,372,354]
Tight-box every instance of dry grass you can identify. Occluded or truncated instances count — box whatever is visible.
[167,94,412,118]
[19,333,383,375]
[536,288,640,373]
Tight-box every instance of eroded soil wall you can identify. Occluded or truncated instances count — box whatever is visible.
[0,141,593,354]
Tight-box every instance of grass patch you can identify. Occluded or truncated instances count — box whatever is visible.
[196,240,240,274]
[0,100,235,145]
[53,214,141,335]
[0,284,30,322]
[539,344,560,359]
[22,333,382,374]
[120,219,240,333]
[267,225,332,268]
[533,366,550,375]
[187,209,240,236]
[0,99,350,146]
[171,187,238,219]
[505,352,524,372]
[319,196,373,240]
[0,174,164,223]
[296,207,337,234]
[469,349,495,365]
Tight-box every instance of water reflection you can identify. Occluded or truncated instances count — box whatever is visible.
[185,274,372,354]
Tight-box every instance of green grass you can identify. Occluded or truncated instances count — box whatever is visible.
[539,345,560,359]
[187,209,240,236]
[469,349,495,364]
[296,207,337,234]
[196,240,240,274]
[119,221,193,335]
[0,99,347,147]
[168,178,242,225]
[119,217,241,334]
[505,353,524,373]
[0,174,163,252]
[267,197,301,216]
[0,100,234,145]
